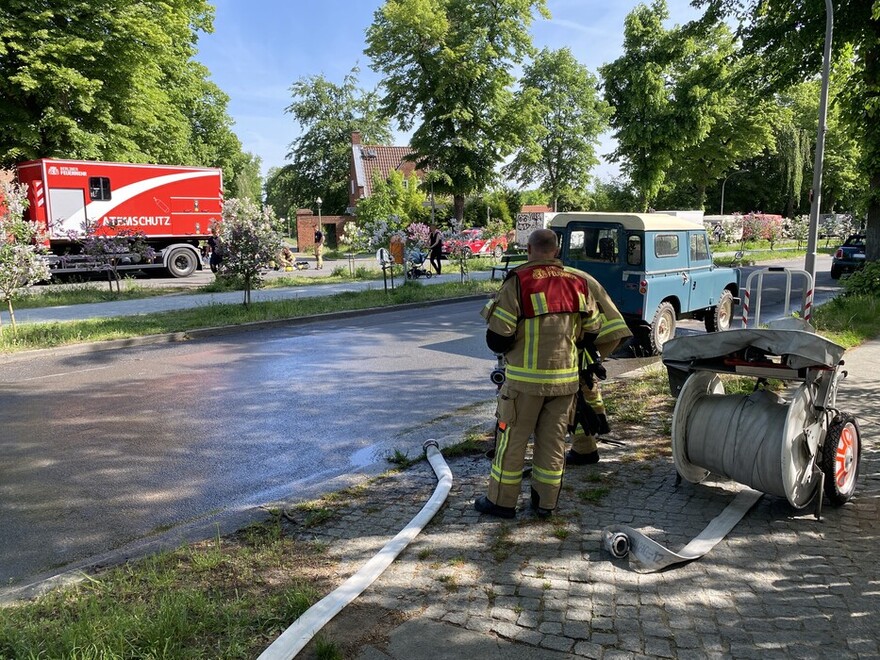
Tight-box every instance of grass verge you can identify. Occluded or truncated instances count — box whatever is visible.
[10,281,187,309]
[0,519,333,659]
[0,280,499,354]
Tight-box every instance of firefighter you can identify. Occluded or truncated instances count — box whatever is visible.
[567,273,632,465]
[474,229,602,519]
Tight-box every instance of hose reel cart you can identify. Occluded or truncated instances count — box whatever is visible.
[662,325,862,516]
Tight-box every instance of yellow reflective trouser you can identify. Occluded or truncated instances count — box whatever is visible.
[488,387,575,510]
[571,383,605,454]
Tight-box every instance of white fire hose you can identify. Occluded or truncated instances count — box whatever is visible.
[258,440,453,660]
[602,489,763,573]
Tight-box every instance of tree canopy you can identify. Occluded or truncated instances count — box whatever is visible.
[0,0,253,195]
[277,68,392,216]
[366,0,549,220]
[504,47,611,211]
[697,0,880,258]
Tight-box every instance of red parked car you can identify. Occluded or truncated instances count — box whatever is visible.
[446,228,508,259]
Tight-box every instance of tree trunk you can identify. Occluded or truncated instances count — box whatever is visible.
[695,183,707,210]
[453,195,465,222]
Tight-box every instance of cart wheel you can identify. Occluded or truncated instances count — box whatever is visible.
[820,413,861,506]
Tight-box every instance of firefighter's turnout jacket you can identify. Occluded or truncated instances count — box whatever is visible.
[482,259,602,396]
[480,258,602,510]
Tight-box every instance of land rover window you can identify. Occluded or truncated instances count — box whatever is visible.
[89,177,111,201]
[654,234,679,258]
[690,233,710,262]
[569,227,618,262]
[626,234,642,265]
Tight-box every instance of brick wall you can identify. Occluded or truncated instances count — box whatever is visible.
[296,212,351,251]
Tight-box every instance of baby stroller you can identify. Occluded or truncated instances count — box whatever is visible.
[406,249,433,280]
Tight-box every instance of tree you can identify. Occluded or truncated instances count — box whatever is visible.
[505,48,611,211]
[0,182,51,332]
[365,0,549,220]
[264,166,299,226]
[664,21,777,209]
[283,68,392,215]
[354,170,425,248]
[697,0,880,260]
[591,178,642,212]
[219,199,283,306]
[0,1,250,198]
[229,152,263,204]
[600,0,692,210]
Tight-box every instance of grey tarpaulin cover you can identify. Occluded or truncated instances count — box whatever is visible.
[662,328,845,370]
[601,489,763,573]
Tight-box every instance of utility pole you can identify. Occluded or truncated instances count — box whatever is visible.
[804,0,834,287]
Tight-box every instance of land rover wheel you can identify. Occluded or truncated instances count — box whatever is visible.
[650,302,676,354]
[820,414,861,506]
[705,289,734,333]
[167,247,198,278]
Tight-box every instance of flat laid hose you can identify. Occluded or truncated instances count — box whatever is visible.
[258,440,453,660]
[602,489,763,573]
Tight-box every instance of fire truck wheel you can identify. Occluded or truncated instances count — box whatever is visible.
[167,247,198,278]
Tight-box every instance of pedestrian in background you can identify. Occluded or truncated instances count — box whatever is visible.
[314,226,325,269]
[207,225,223,274]
[475,229,602,519]
[428,224,443,275]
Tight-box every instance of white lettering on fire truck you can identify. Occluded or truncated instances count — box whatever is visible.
[106,216,172,227]
[52,166,88,177]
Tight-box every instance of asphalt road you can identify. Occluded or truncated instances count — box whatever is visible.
[0,254,839,591]
[0,301,502,586]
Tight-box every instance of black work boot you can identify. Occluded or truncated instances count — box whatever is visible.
[474,496,516,519]
[566,448,600,465]
[530,487,554,519]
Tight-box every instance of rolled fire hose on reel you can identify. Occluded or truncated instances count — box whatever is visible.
[258,440,453,660]
[603,370,824,573]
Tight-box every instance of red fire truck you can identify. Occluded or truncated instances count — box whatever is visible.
[15,158,223,278]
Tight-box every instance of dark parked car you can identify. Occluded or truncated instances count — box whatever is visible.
[831,234,866,279]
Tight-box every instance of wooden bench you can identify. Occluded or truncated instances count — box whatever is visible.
[491,253,528,280]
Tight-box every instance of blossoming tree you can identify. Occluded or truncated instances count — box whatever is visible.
[220,198,283,306]
[0,182,51,332]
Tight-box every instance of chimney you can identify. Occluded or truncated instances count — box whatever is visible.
[351,131,362,145]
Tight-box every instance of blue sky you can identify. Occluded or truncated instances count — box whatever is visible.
[195,0,704,182]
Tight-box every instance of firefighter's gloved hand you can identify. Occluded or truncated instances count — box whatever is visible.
[580,361,607,388]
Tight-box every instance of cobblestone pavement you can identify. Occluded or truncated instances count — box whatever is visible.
[281,343,879,659]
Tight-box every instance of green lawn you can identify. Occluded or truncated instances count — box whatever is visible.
[0,280,499,353]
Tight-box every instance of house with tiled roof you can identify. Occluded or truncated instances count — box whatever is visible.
[347,131,424,213]
[296,132,426,252]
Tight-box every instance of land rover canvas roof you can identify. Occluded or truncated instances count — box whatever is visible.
[548,212,703,232]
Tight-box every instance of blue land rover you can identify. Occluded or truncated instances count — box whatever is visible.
[549,212,740,353]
